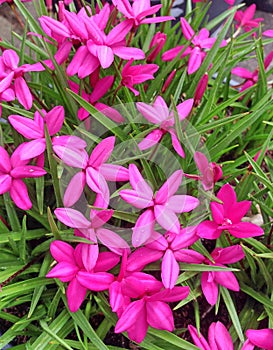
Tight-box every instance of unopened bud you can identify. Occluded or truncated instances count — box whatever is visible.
[194,72,208,107]
[147,32,167,63]
[162,69,176,93]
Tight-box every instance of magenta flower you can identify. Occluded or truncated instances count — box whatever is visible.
[162,18,225,74]
[121,59,159,96]
[54,207,130,256]
[201,245,245,305]
[234,4,263,32]
[112,0,174,27]
[59,136,129,207]
[68,78,124,123]
[231,51,273,92]
[147,32,167,63]
[127,227,202,289]
[188,321,234,350]
[185,151,222,191]
[46,240,119,312]
[194,72,208,106]
[0,144,46,210]
[115,279,190,343]
[137,96,193,158]
[197,183,264,239]
[119,164,199,246]
[243,328,273,350]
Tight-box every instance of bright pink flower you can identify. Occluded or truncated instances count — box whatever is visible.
[0,49,41,110]
[121,59,159,96]
[234,4,263,32]
[192,0,235,4]
[137,96,193,157]
[201,245,245,305]
[119,165,199,246]
[0,144,46,210]
[185,151,222,191]
[231,51,273,92]
[243,328,273,350]
[197,183,264,239]
[59,136,129,207]
[147,32,167,63]
[112,0,174,27]
[115,279,190,343]
[127,227,202,289]
[46,240,119,312]
[0,0,30,4]
[162,69,177,93]
[188,321,234,350]
[68,78,124,123]
[194,72,209,106]
[162,18,226,74]
[54,207,130,255]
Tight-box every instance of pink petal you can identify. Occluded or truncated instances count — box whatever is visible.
[210,202,225,224]
[169,130,185,158]
[54,208,91,228]
[44,106,64,136]
[89,136,115,168]
[263,30,273,38]
[188,325,211,350]
[154,205,180,234]
[97,45,114,69]
[138,129,163,151]
[188,47,203,74]
[150,286,190,303]
[208,322,233,350]
[225,200,251,223]
[171,226,199,249]
[0,146,11,173]
[86,167,109,195]
[161,249,179,289]
[231,67,253,79]
[211,245,245,264]
[119,188,154,209]
[49,240,75,263]
[3,49,19,69]
[57,147,88,168]
[14,77,33,110]
[197,220,221,239]
[201,272,219,305]
[8,114,43,139]
[174,249,205,263]
[176,98,194,120]
[106,20,132,45]
[146,301,174,331]
[90,76,114,103]
[19,139,46,160]
[127,247,163,271]
[94,251,120,272]
[10,165,46,179]
[228,222,264,238]
[76,271,114,291]
[80,243,99,272]
[245,329,273,350]
[132,209,155,247]
[99,164,129,182]
[167,195,199,213]
[137,102,166,124]
[10,179,32,210]
[67,278,87,312]
[112,46,145,60]
[115,299,146,333]
[46,262,79,282]
[63,172,86,207]
[0,72,14,93]
[180,17,195,40]
[0,174,12,194]
[214,269,240,292]
[162,46,185,61]
[96,228,130,255]
[128,163,153,197]
[155,170,183,204]
[52,135,87,149]
[94,103,125,123]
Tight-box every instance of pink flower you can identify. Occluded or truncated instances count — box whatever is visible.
[112,0,174,28]
[147,32,167,63]
[68,77,124,123]
[243,328,273,350]
[127,227,202,289]
[201,245,245,305]
[137,96,193,158]
[59,136,129,207]
[231,51,273,92]
[185,151,222,191]
[54,207,130,256]
[188,321,234,349]
[121,59,159,96]
[0,144,46,210]
[197,183,264,239]
[162,18,225,74]
[119,164,199,246]
[234,4,263,32]
[115,280,190,343]
[46,240,119,312]
[194,72,208,106]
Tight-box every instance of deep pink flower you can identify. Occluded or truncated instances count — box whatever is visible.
[121,59,159,95]
[54,207,130,255]
[137,96,193,158]
[46,240,119,312]
[234,4,263,32]
[59,136,129,207]
[194,72,209,106]
[0,144,46,210]
[231,51,273,92]
[162,18,226,74]
[112,0,174,27]
[68,78,124,123]
[147,32,167,63]
[201,245,245,305]
[127,227,202,289]
[192,0,235,4]
[119,164,199,246]
[115,280,190,343]
[243,328,273,350]
[197,183,264,239]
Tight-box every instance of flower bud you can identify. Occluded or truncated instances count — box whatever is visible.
[162,69,176,93]
[147,32,167,63]
[194,72,208,106]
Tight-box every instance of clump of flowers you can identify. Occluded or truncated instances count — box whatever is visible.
[0,0,272,349]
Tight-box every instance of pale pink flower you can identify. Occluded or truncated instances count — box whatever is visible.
[234,4,263,32]
[137,96,193,157]
[0,144,46,210]
[112,0,174,28]
[119,165,199,246]
[197,183,264,239]
[46,240,119,312]
[59,136,129,207]
[201,245,245,305]
[121,59,159,96]
[162,18,226,74]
